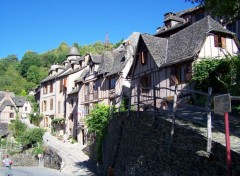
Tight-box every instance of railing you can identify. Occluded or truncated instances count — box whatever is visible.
[84,91,98,102]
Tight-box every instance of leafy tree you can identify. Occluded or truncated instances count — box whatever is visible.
[26,65,48,84]
[186,0,240,21]
[85,104,111,162]
[9,120,27,141]
[192,56,240,94]
[20,51,42,77]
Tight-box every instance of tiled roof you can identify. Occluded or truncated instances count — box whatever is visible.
[0,100,14,112]
[12,96,26,107]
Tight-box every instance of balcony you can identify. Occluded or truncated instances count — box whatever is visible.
[85,92,98,102]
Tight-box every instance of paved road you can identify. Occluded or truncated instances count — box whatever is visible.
[0,167,66,176]
[43,132,100,176]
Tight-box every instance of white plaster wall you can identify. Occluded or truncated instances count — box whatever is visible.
[199,35,239,59]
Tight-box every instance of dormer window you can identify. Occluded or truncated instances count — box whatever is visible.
[71,64,74,70]
[214,35,226,48]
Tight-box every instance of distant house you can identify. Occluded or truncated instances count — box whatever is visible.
[0,91,32,123]
[129,16,239,111]
[155,5,240,43]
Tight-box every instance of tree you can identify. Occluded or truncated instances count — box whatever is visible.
[186,0,240,21]
[85,104,111,162]
[26,65,48,84]
[20,51,42,77]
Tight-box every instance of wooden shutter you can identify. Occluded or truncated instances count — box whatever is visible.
[60,80,63,92]
[50,99,53,110]
[221,37,226,48]
[214,35,219,47]
[170,67,178,86]
[185,63,192,82]
[64,78,67,88]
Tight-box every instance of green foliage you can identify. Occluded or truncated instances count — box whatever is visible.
[85,104,111,135]
[27,95,39,112]
[85,104,111,162]
[9,120,27,141]
[32,142,45,156]
[119,95,129,112]
[20,128,45,147]
[192,56,240,94]
[187,0,240,21]
[51,118,65,133]
[29,113,43,126]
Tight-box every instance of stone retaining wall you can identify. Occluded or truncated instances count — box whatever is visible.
[103,112,240,176]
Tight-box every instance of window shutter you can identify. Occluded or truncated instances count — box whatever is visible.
[185,63,192,82]
[60,80,63,92]
[221,37,226,48]
[214,35,219,47]
[64,78,67,88]
[170,67,178,86]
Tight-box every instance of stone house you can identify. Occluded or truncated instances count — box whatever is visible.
[129,16,239,111]
[0,91,32,123]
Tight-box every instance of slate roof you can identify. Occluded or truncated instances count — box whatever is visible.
[68,87,80,95]
[58,67,81,77]
[165,16,234,65]
[140,34,168,67]
[41,75,58,83]
[12,96,26,107]
[176,5,204,17]
[0,100,14,112]
[67,46,80,56]
[165,15,185,22]
[91,54,102,64]
[98,32,140,76]
[75,68,89,83]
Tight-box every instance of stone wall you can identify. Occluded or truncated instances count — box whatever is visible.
[0,123,8,137]
[102,112,240,176]
[43,147,62,170]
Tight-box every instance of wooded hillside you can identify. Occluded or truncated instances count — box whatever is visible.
[0,41,122,95]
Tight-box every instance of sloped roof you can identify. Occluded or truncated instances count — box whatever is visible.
[141,34,168,67]
[12,96,26,107]
[41,75,58,83]
[0,100,14,112]
[165,15,185,22]
[91,54,102,64]
[68,87,80,95]
[75,68,89,83]
[98,32,141,76]
[165,16,234,65]
[67,46,80,56]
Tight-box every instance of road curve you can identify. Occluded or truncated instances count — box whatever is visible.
[0,167,69,176]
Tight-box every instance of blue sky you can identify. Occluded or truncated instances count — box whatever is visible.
[0,0,196,59]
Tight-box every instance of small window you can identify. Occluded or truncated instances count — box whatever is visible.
[25,107,27,111]
[140,75,151,87]
[214,35,226,48]
[60,79,63,92]
[50,81,53,93]
[58,101,61,113]
[50,99,53,110]
[85,84,90,95]
[109,78,116,90]
[9,113,14,118]
[43,84,48,94]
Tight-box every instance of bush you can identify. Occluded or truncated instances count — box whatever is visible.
[20,128,45,148]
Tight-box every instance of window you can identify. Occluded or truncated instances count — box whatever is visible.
[71,99,74,108]
[25,107,27,111]
[10,106,14,110]
[195,12,204,21]
[140,75,151,87]
[138,51,148,65]
[42,101,47,112]
[170,63,192,86]
[50,99,53,110]
[85,105,89,115]
[85,84,90,95]
[50,81,53,93]
[9,113,14,118]
[109,78,116,90]
[43,84,47,94]
[214,35,226,48]
[58,101,61,113]
[60,79,63,92]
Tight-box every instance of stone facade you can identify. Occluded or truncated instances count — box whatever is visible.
[102,112,240,176]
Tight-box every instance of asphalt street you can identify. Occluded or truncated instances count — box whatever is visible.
[0,167,68,176]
